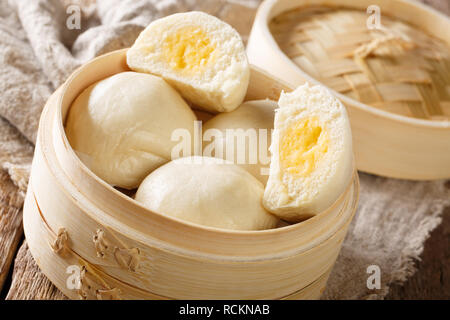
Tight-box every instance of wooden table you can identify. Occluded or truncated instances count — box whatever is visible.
[0,0,449,300]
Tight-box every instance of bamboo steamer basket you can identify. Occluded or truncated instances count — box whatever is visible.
[23,49,359,300]
[247,0,450,180]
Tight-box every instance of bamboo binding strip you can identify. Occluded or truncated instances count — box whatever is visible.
[270,6,450,121]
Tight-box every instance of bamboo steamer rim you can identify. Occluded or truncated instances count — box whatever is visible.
[46,48,359,259]
[254,0,450,130]
[25,190,333,300]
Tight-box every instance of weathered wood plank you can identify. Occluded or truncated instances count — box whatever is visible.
[386,206,450,299]
[6,241,67,300]
[0,170,24,294]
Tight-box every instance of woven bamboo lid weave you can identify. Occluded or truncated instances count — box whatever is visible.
[270,6,450,121]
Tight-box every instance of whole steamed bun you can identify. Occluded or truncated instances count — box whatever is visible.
[135,156,279,231]
[203,100,277,185]
[65,71,197,189]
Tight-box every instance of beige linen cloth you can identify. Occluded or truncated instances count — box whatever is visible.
[0,0,449,299]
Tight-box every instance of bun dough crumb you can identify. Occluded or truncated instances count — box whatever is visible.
[263,83,353,221]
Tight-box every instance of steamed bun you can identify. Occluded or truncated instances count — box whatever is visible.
[263,84,353,221]
[135,156,278,231]
[127,11,250,113]
[203,100,277,184]
[65,72,197,189]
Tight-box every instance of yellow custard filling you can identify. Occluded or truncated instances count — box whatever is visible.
[280,117,328,176]
[163,26,216,75]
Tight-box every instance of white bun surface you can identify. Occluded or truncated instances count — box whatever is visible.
[135,156,279,231]
[65,71,197,189]
[203,100,277,185]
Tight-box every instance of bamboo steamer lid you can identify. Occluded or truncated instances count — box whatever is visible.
[247,0,450,180]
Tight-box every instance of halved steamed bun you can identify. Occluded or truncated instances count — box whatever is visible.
[263,84,353,221]
[135,156,278,231]
[127,11,250,113]
[65,72,197,189]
